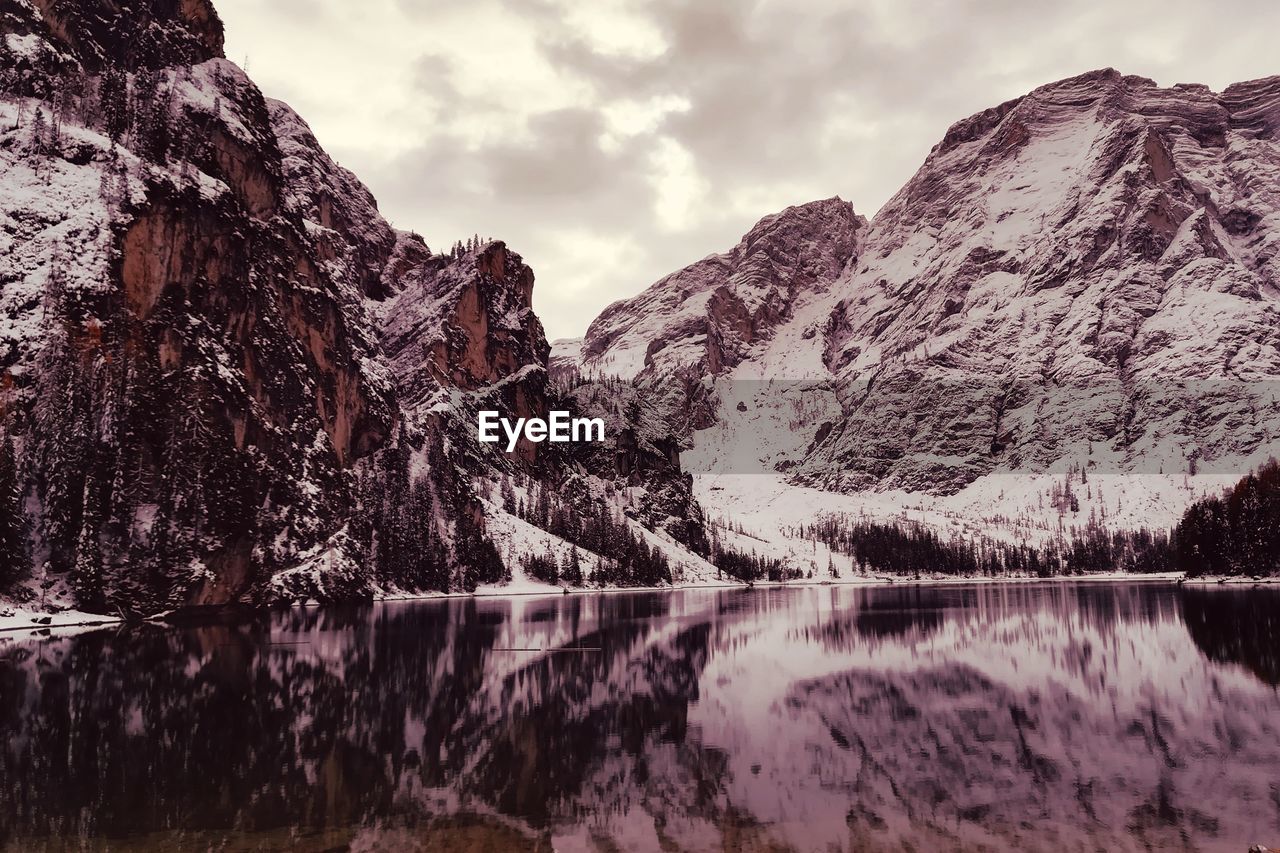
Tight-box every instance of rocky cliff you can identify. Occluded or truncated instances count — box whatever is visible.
[1,0,224,74]
[379,240,711,570]
[381,239,549,452]
[805,69,1280,492]
[0,0,526,609]
[0,0,718,611]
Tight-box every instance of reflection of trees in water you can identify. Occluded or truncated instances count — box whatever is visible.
[851,586,947,639]
[0,620,399,845]
[0,592,736,848]
[800,586,948,649]
[1180,586,1280,686]
[800,583,1185,652]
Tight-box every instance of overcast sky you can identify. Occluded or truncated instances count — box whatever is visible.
[216,0,1280,340]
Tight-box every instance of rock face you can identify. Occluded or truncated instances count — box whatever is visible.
[0,0,708,609]
[580,197,865,378]
[379,244,710,558]
[381,240,549,427]
[576,70,1280,496]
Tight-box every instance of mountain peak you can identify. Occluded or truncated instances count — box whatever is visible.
[805,67,1280,492]
[578,197,866,378]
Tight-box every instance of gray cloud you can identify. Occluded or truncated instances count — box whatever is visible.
[217,0,1280,338]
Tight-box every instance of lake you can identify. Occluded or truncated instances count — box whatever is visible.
[1,582,1278,852]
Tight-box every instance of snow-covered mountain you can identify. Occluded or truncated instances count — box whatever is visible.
[0,0,721,613]
[807,69,1280,494]
[568,69,1280,547]
[0,1,523,607]
[0,1,419,609]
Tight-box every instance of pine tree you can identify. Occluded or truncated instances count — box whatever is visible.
[0,32,13,83]
[101,69,130,142]
[501,475,517,514]
[0,434,28,586]
[30,107,48,164]
[34,258,88,571]
[133,71,174,163]
[71,466,105,612]
[563,544,583,587]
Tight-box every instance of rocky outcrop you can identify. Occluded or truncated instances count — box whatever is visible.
[373,238,711,567]
[379,240,551,468]
[579,197,865,378]
[269,98,405,302]
[382,241,547,399]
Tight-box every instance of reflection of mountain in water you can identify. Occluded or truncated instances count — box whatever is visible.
[0,584,1278,851]
[784,664,1243,851]
[1181,586,1280,686]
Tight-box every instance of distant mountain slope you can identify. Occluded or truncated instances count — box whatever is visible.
[579,197,865,379]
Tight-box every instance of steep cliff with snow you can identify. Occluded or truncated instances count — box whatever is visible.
[0,0,722,614]
[380,239,549,447]
[376,240,714,582]
[1,0,224,74]
[0,0,529,610]
[807,69,1280,493]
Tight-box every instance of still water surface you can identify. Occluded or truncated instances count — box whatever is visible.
[1,582,1278,852]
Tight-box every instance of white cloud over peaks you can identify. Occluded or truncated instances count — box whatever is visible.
[650,137,709,232]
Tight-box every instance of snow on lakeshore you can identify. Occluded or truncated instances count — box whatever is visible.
[0,465,1250,633]
[0,603,119,636]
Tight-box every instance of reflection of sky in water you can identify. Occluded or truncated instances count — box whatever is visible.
[0,583,1277,852]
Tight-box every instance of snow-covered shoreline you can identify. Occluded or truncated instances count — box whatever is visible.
[0,604,121,635]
